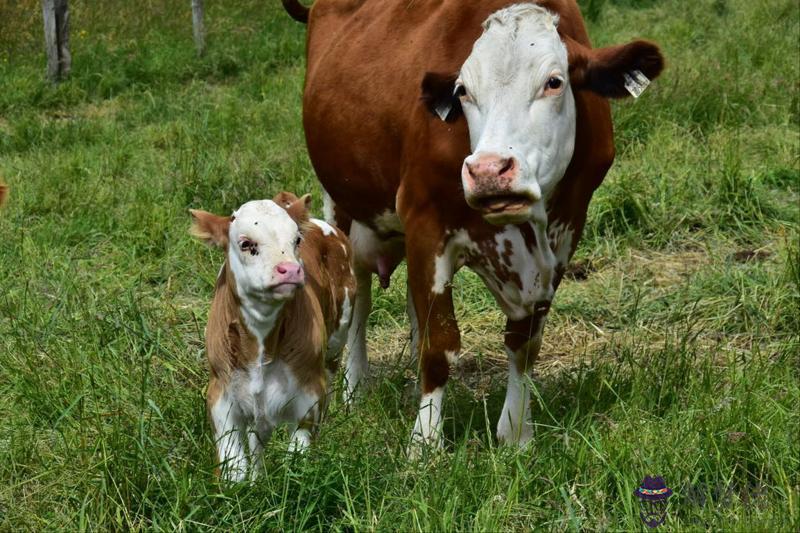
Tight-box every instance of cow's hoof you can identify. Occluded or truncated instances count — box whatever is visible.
[496,419,533,447]
[406,432,444,461]
[343,381,366,408]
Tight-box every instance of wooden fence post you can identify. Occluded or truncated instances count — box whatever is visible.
[191,0,206,56]
[41,0,70,82]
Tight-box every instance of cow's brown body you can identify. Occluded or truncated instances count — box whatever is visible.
[303,0,611,234]
[291,0,661,447]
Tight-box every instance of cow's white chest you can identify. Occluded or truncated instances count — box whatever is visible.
[230,359,319,429]
[468,222,574,320]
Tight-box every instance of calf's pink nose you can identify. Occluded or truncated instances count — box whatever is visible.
[273,261,304,285]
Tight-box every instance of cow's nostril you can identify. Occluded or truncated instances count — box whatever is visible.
[466,161,478,178]
[499,158,514,176]
[276,265,287,274]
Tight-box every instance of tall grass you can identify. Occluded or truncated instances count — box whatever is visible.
[0,0,798,530]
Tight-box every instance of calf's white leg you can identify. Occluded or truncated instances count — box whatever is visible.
[287,427,313,453]
[210,392,248,482]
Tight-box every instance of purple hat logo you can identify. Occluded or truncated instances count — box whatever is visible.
[635,475,672,528]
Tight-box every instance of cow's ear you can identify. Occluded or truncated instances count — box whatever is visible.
[421,72,463,122]
[285,193,311,226]
[566,36,664,98]
[189,209,232,248]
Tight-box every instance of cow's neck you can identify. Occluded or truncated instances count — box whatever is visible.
[220,260,321,382]
[222,260,286,356]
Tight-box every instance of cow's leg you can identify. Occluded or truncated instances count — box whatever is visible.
[208,378,248,482]
[345,220,406,403]
[344,262,371,403]
[287,426,313,453]
[406,283,419,364]
[497,310,548,445]
[287,415,316,453]
[406,230,461,456]
[247,421,273,480]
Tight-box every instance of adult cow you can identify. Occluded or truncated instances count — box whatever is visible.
[282,0,663,452]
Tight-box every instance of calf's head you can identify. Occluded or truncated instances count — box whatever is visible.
[190,193,312,301]
[422,4,663,225]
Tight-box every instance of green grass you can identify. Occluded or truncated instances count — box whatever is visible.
[1,0,798,530]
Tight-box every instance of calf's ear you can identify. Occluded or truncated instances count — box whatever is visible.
[421,72,463,122]
[189,209,232,248]
[565,36,664,98]
[285,193,311,226]
[273,191,300,208]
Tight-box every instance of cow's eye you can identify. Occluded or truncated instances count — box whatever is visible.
[545,76,564,94]
[295,236,302,247]
[240,239,257,255]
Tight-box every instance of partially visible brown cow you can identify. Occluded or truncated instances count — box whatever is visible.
[284,0,663,453]
[0,183,7,207]
[191,192,355,481]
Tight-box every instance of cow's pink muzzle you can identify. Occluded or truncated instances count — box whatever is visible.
[461,153,536,225]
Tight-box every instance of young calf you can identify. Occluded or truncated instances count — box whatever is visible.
[190,192,355,482]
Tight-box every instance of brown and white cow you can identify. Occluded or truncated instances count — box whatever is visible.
[191,192,355,481]
[283,0,663,453]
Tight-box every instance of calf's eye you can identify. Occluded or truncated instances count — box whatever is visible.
[295,237,302,247]
[240,239,258,255]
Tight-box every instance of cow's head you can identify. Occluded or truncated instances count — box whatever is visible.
[422,4,663,225]
[190,193,311,301]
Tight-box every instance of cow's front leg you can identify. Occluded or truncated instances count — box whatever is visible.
[247,421,273,480]
[406,230,461,457]
[497,305,549,446]
[208,378,249,482]
[406,283,420,365]
[287,424,313,453]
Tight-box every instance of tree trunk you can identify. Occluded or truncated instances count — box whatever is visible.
[191,0,206,56]
[41,0,70,82]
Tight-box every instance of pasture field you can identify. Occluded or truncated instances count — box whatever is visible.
[0,0,798,530]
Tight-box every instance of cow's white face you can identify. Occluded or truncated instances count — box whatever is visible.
[228,200,305,302]
[457,5,575,225]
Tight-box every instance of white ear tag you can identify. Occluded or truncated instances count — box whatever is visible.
[623,70,650,98]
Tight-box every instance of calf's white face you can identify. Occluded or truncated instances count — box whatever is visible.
[458,5,575,225]
[190,197,309,304]
[228,200,305,301]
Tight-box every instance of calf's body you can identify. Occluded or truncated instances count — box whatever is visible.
[193,193,355,481]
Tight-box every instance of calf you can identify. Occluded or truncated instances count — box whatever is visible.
[190,192,355,481]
